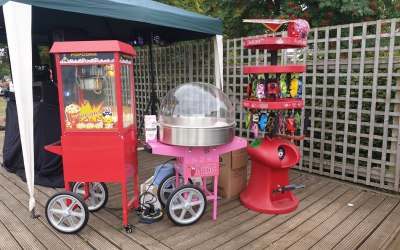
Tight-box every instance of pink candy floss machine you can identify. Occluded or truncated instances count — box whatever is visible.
[145,82,247,226]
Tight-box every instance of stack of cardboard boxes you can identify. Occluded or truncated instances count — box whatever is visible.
[218,147,248,199]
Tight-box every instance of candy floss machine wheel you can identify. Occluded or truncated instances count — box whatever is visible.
[146,82,247,225]
[158,82,236,146]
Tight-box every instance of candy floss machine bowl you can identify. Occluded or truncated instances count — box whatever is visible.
[158,82,236,146]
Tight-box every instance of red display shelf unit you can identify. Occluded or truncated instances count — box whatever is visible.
[243,65,306,74]
[244,37,307,50]
[242,98,304,110]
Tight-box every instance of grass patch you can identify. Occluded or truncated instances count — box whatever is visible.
[0,99,6,118]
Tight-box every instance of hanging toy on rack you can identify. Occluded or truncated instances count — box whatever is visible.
[246,80,252,99]
[280,73,288,98]
[278,113,286,134]
[245,109,252,129]
[296,78,303,99]
[249,74,264,99]
[290,73,302,99]
[266,74,280,100]
[251,111,260,139]
[266,112,275,135]
[286,117,296,135]
[259,112,269,131]
[256,74,266,101]
[294,110,301,130]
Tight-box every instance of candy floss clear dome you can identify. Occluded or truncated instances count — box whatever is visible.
[158,82,236,146]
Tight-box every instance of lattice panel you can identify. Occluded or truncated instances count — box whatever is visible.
[134,19,400,192]
[228,18,400,192]
[133,40,214,133]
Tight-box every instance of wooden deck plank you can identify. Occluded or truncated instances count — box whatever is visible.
[0,201,46,250]
[18,175,169,250]
[161,173,313,250]
[131,198,233,237]
[265,187,363,249]
[0,219,23,250]
[0,185,71,250]
[333,196,400,250]
[287,189,375,249]
[154,199,242,240]
[245,184,351,249]
[213,181,340,250]
[90,208,172,250]
[359,202,400,250]
[310,192,387,249]
[1,143,400,249]
[0,171,93,250]
[189,176,328,250]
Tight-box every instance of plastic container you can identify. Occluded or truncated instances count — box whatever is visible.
[153,163,174,186]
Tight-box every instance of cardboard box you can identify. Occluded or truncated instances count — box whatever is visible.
[144,115,157,143]
[218,147,248,199]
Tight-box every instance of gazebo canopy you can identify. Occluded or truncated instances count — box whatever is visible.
[0,0,224,216]
[0,0,222,44]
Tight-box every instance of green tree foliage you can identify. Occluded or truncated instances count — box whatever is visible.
[157,0,205,14]
[160,0,400,38]
[0,45,11,78]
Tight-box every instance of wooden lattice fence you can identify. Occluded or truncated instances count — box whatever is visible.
[134,18,400,192]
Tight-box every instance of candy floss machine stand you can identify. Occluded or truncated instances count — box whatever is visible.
[145,82,247,226]
[45,40,138,233]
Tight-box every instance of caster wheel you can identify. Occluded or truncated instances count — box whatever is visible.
[166,185,207,226]
[157,174,192,208]
[45,191,89,234]
[124,224,134,233]
[72,182,108,212]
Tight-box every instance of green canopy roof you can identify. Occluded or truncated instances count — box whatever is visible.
[0,0,222,44]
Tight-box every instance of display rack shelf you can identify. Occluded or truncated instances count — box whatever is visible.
[243,65,306,74]
[244,37,307,50]
[242,98,304,110]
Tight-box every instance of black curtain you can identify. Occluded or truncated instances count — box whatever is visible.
[2,101,64,187]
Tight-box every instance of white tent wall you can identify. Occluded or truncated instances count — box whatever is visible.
[3,1,36,213]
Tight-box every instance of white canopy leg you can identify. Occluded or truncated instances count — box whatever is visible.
[213,35,224,89]
[3,1,38,218]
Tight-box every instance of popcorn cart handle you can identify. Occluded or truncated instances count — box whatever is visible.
[44,140,62,155]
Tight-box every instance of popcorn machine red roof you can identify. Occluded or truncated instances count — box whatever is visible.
[45,40,138,233]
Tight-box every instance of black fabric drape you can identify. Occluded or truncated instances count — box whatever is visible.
[2,101,64,187]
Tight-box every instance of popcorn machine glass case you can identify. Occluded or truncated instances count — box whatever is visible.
[46,41,138,233]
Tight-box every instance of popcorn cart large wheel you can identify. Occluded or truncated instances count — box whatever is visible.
[157,173,193,208]
[71,182,108,212]
[45,191,89,234]
[166,185,207,226]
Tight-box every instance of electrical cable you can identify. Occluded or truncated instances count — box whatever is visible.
[137,158,176,214]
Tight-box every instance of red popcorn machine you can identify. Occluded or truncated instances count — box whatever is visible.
[45,40,138,233]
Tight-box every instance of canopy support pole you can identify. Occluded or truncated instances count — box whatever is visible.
[213,35,224,89]
[3,1,36,215]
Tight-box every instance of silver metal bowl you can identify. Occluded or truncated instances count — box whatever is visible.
[158,117,236,146]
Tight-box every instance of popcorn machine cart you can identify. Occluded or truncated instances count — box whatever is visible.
[45,40,138,233]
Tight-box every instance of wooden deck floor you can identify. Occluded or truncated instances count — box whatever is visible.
[1,132,400,249]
